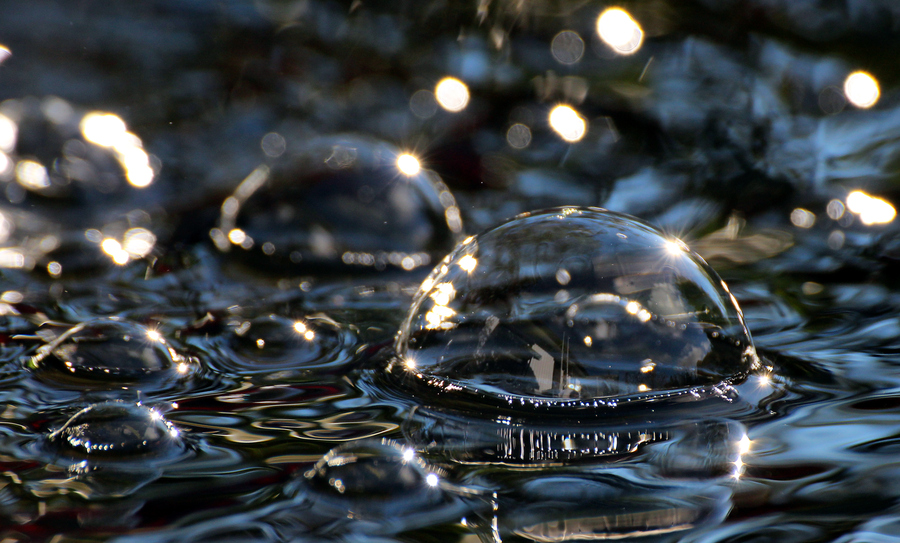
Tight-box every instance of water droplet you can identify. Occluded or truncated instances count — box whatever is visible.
[43,401,185,460]
[214,136,462,274]
[392,207,757,413]
[26,318,195,391]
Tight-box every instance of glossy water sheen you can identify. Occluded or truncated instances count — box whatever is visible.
[0,1,898,541]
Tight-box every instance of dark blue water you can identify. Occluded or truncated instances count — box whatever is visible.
[1,1,900,541]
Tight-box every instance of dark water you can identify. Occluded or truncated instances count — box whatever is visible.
[1,1,900,541]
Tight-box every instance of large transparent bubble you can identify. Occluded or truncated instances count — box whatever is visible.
[392,207,758,412]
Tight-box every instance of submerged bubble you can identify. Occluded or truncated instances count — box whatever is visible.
[26,318,195,391]
[44,401,184,460]
[392,207,758,412]
[213,135,462,274]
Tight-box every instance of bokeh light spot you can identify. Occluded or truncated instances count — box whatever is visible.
[435,77,470,112]
[549,105,587,142]
[844,71,880,109]
[597,8,644,55]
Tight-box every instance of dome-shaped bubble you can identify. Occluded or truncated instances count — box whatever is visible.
[215,313,351,375]
[392,207,758,412]
[211,135,463,273]
[303,439,444,513]
[26,318,195,390]
[44,401,184,460]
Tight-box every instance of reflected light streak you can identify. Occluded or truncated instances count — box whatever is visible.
[80,111,155,187]
[0,45,10,65]
[435,77,470,112]
[396,153,421,176]
[844,71,880,109]
[549,105,587,142]
[846,190,896,225]
[597,7,644,55]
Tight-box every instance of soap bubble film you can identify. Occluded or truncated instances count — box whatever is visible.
[0,0,898,541]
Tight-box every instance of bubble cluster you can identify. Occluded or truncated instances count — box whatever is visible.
[392,207,758,412]
[211,136,463,274]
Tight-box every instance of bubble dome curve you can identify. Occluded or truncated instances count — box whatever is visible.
[391,207,759,413]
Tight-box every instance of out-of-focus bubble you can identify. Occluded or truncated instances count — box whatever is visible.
[80,111,154,187]
[26,318,196,391]
[435,77,470,113]
[392,207,758,412]
[846,190,896,225]
[409,89,438,119]
[844,71,880,109]
[261,132,286,158]
[0,98,164,274]
[790,208,815,228]
[596,8,644,55]
[549,105,587,142]
[212,136,463,274]
[551,31,585,65]
[507,123,532,149]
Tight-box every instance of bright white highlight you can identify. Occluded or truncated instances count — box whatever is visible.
[435,77,470,112]
[549,105,587,142]
[846,190,896,225]
[397,153,421,176]
[596,8,644,55]
[844,71,880,109]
